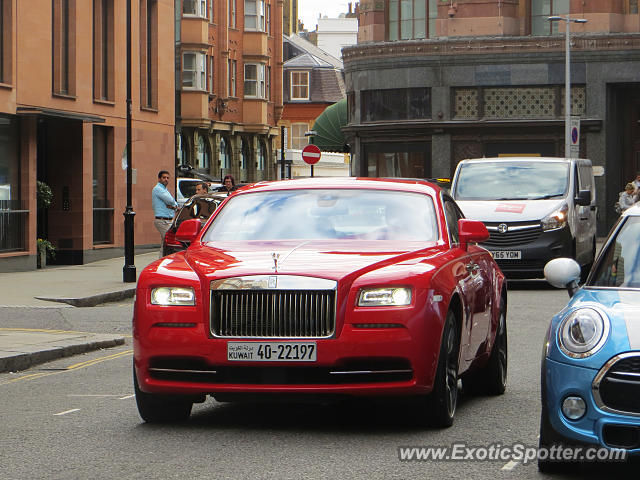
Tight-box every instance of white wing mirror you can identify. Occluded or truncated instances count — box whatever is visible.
[544,258,581,297]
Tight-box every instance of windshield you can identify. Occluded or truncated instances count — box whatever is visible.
[201,189,439,242]
[590,216,640,288]
[454,161,569,201]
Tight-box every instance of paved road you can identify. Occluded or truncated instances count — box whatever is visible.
[0,286,635,479]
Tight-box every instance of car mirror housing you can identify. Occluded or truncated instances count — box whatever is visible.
[544,258,581,297]
[458,219,489,250]
[575,189,591,206]
[175,218,202,245]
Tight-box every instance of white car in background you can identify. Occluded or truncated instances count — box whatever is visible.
[176,178,222,207]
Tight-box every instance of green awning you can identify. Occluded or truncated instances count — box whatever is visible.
[310,98,348,153]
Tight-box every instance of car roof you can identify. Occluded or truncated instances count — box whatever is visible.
[231,177,441,195]
[457,157,589,165]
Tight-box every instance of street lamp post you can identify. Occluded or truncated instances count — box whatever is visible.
[123,0,136,282]
[548,15,587,159]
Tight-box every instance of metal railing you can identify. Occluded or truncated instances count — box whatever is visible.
[0,200,28,253]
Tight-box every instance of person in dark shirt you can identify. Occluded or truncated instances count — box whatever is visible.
[217,174,237,195]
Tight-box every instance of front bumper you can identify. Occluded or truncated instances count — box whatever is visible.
[543,357,640,452]
[133,316,442,398]
[482,225,572,279]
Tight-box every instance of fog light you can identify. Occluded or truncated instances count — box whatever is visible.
[562,396,586,420]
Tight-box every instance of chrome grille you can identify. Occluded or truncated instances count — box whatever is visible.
[210,276,337,338]
[593,353,640,416]
[482,223,542,248]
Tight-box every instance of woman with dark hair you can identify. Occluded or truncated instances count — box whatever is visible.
[217,174,237,195]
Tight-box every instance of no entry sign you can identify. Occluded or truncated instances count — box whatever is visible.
[301,144,321,165]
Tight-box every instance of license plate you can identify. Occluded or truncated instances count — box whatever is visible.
[491,250,522,260]
[227,342,317,362]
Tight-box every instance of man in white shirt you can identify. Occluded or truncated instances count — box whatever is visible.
[152,170,177,257]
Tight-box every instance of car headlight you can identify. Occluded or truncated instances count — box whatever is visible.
[541,203,568,231]
[557,308,609,358]
[151,287,195,306]
[358,287,412,306]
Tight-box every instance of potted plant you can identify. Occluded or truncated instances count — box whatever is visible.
[37,238,56,268]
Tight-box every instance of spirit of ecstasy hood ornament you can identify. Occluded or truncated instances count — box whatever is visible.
[271,253,280,272]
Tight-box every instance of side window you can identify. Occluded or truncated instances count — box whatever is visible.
[578,165,593,194]
[444,199,462,245]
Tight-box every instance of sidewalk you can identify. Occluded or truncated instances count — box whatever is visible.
[0,251,159,373]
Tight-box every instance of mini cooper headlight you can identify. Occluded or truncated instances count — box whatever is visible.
[358,287,412,307]
[558,308,609,358]
[151,287,195,306]
[541,203,568,231]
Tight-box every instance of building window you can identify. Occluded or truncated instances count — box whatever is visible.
[208,55,214,93]
[183,0,207,17]
[228,59,237,96]
[630,0,639,14]
[219,137,230,169]
[290,71,309,100]
[93,126,113,244]
[240,138,249,170]
[140,0,158,108]
[244,63,265,98]
[197,134,210,171]
[257,140,266,170]
[182,51,206,90]
[266,66,271,101]
[388,0,437,41]
[291,123,308,150]
[52,0,76,96]
[93,0,114,102]
[361,88,431,122]
[245,0,265,31]
[347,92,355,123]
[229,0,236,28]
[0,0,12,84]
[0,115,24,252]
[266,3,271,35]
[531,0,570,35]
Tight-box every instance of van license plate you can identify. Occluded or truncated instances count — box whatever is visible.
[491,250,521,260]
[227,342,317,362]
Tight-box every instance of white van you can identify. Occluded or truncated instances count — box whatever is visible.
[450,157,597,279]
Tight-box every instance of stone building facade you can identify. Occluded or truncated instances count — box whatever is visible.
[344,0,640,233]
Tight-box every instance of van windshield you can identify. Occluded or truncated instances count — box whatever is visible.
[454,161,569,201]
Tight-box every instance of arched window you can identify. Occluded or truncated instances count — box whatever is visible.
[240,138,250,170]
[219,137,230,169]
[197,134,210,170]
[257,140,266,171]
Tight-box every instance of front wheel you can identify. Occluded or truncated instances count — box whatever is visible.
[424,310,459,428]
[134,367,193,423]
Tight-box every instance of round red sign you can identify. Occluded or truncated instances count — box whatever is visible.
[301,144,322,165]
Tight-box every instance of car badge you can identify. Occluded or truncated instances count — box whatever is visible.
[271,253,280,272]
[497,223,508,234]
[268,276,277,289]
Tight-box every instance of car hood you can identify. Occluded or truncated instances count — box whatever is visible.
[455,199,564,223]
[180,240,443,282]
[548,288,640,368]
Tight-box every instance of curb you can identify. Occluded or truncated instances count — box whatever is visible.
[34,288,137,307]
[0,335,126,373]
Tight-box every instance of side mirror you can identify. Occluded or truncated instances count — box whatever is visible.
[175,218,202,245]
[544,258,581,297]
[575,189,591,206]
[458,219,489,250]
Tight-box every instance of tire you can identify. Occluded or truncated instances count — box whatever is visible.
[424,310,459,428]
[538,408,574,473]
[462,296,507,396]
[134,367,193,423]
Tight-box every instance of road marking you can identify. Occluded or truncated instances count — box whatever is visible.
[67,394,129,398]
[0,350,133,385]
[501,460,519,471]
[54,408,80,416]
[119,394,135,400]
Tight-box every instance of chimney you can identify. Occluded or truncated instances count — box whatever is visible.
[348,2,352,14]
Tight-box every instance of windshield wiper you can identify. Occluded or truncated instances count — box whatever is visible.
[527,193,564,200]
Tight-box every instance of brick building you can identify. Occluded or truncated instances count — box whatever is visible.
[176,0,283,186]
[344,0,640,233]
[0,0,176,272]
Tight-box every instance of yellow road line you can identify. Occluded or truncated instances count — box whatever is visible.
[0,349,133,385]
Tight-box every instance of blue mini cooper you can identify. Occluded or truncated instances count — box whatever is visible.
[540,205,640,471]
